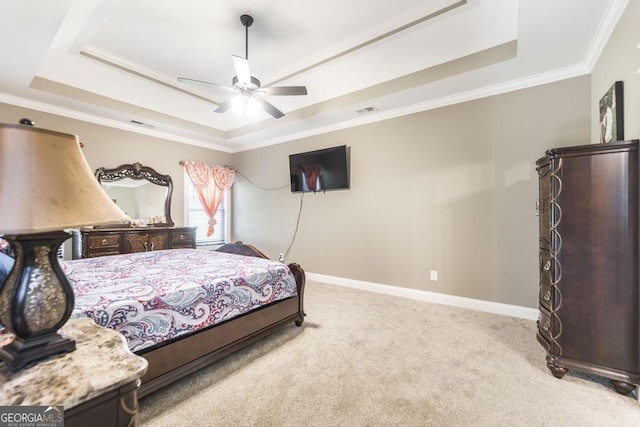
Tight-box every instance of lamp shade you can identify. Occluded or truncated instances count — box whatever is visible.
[0,124,129,234]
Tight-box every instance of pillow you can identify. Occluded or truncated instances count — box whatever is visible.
[0,252,15,285]
[0,238,14,258]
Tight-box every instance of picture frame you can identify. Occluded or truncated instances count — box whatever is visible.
[599,81,624,143]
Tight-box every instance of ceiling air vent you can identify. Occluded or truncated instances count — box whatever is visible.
[354,105,378,114]
[130,120,155,129]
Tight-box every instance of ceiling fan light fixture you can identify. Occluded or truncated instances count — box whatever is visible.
[232,75,261,91]
[231,94,246,111]
[231,95,262,118]
[247,97,262,116]
[177,14,307,120]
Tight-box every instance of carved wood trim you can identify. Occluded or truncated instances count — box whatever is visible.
[95,162,174,227]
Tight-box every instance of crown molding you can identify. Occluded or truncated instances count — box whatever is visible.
[0,93,232,152]
[0,0,626,154]
[0,61,593,155]
[232,63,592,152]
[582,0,630,72]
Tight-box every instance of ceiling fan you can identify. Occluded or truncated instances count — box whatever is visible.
[177,14,307,119]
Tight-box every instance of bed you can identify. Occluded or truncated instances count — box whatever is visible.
[60,241,306,397]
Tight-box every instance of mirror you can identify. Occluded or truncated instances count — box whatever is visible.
[95,162,174,227]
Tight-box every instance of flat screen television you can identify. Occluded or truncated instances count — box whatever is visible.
[289,145,349,193]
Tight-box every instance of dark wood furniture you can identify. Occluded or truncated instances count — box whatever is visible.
[136,241,306,397]
[95,162,174,227]
[71,161,199,259]
[74,226,196,258]
[0,318,147,427]
[536,140,640,395]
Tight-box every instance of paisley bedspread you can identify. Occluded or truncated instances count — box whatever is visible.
[62,249,298,353]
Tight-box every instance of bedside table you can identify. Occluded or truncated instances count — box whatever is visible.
[0,318,148,426]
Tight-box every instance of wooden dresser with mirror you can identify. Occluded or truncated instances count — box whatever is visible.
[72,162,196,259]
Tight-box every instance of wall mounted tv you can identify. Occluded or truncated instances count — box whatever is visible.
[289,145,349,193]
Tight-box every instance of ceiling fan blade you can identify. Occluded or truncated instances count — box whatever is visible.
[177,77,236,93]
[253,97,284,119]
[214,99,235,113]
[260,86,308,96]
[232,55,251,85]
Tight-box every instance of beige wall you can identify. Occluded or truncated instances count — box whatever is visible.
[232,77,591,308]
[0,102,232,228]
[591,0,640,143]
[6,3,635,308]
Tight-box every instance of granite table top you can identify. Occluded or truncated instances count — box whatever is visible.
[0,317,148,408]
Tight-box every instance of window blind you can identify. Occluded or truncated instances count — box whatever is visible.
[186,183,227,246]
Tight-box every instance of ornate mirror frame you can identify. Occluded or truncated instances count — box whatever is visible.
[95,162,175,227]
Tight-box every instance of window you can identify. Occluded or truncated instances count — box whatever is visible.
[185,177,228,246]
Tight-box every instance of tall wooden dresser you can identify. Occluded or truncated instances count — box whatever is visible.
[536,140,640,395]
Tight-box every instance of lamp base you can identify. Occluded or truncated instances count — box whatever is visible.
[0,332,75,371]
[0,231,76,371]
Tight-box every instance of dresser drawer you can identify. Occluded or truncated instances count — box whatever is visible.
[149,233,168,251]
[123,232,168,253]
[87,234,120,250]
[537,307,553,343]
[539,249,553,285]
[539,282,553,310]
[124,233,149,253]
[169,229,196,249]
[77,227,196,258]
[538,165,551,251]
[85,234,121,257]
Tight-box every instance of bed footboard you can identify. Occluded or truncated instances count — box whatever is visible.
[137,243,306,398]
[287,262,306,326]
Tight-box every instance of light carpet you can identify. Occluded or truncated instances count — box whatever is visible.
[139,280,639,426]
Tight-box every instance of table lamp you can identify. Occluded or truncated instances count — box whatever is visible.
[0,122,130,370]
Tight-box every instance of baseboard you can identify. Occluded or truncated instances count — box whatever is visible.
[306,272,539,321]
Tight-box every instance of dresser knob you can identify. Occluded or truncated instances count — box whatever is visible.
[100,238,108,246]
[543,260,551,271]
[543,291,551,301]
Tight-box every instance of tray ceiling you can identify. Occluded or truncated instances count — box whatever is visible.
[0,0,626,152]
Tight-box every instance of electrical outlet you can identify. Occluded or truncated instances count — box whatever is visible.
[278,253,284,262]
[430,270,438,281]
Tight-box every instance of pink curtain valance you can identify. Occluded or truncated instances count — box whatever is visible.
[183,162,235,236]
[183,162,235,191]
